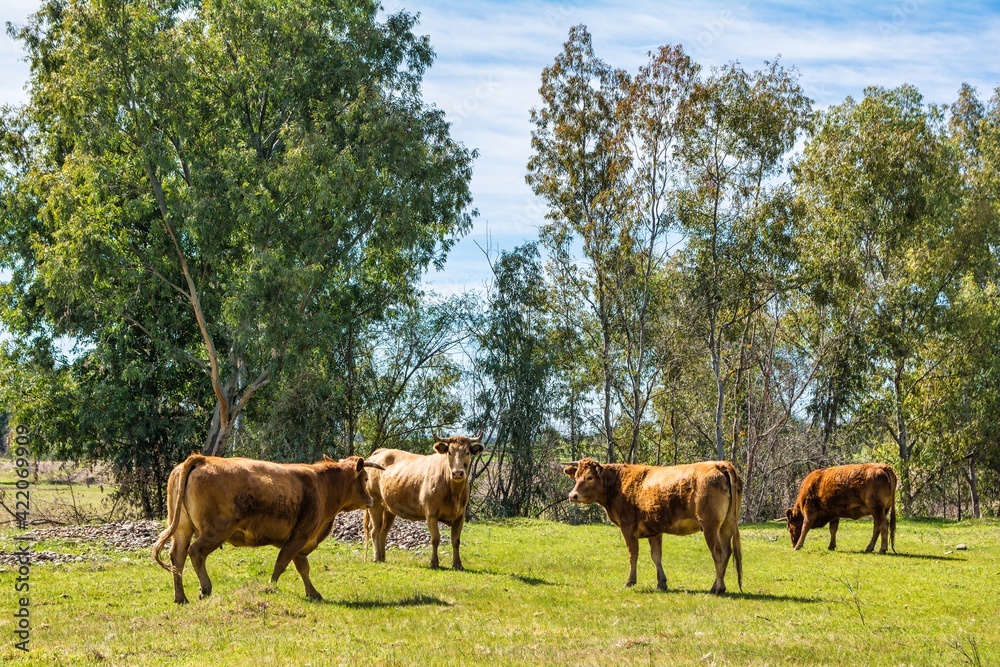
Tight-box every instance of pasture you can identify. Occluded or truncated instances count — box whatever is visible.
[0,515,996,666]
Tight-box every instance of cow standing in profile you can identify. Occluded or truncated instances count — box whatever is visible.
[784,463,897,553]
[364,433,484,570]
[152,454,383,604]
[564,458,743,595]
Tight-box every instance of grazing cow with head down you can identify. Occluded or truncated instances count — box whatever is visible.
[152,454,383,604]
[785,463,897,553]
[564,458,743,595]
[364,433,484,570]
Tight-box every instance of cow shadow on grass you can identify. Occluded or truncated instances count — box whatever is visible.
[327,593,452,609]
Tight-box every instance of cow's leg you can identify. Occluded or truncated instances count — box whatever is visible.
[368,504,385,561]
[427,516,441,569]
[868,507,888,554]
[292,554,322,600]
[450,514,465,571]
[704,526,728,595]
[187,533,226,599]
[270,536,309,588]
[623,532,639,587]
[828,518,840,551]
[793,516,813,550]
[168,525,193,604]
[648,534,667,591]
[376,512,395,563]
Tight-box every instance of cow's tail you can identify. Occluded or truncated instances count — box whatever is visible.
[889,466,898,554]
[152,454,204,574]
[722,464,744,592]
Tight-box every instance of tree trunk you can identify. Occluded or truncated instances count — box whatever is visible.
[964,456,980,519]
[893,361,912,516]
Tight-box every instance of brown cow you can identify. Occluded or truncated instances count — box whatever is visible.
[564,458,743,595]
[785,463,897,553]
[152,454,383,603]
[364,433,484,570]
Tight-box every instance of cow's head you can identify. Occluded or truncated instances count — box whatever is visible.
[432,433,484,483]
[784,507,804,546]
[564,458,606,505]
[338,456,385,510]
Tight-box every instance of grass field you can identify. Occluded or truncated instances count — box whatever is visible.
[0,515,997,666]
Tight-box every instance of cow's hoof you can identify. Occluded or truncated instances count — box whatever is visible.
[657,581,667,592]
[828,545,836,551]
[175,596,189,605]
[198,589,212,599]
[430,563,440,570]
[624,580,636,588]
[306,592,323,601]
[453,563,464,571]
[710,588,725,596]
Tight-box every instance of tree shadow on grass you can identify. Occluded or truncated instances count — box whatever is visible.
[327,594,452,609]
[508,573,553,586]
[456,567,555,586]
[882,552,966,562]
[634,588,823,603]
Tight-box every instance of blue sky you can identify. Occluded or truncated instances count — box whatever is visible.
[4,0,1000,297]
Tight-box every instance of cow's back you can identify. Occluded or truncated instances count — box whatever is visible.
[798,463,895,521]
[183,457,311,546]
[612,461,736,537]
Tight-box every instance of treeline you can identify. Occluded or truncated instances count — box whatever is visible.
[2,5,999,521]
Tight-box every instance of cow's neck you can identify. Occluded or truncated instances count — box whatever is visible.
[318,465,350,516]
[598,465,626,517]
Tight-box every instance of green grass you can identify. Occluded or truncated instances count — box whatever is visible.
[1,517,997,666]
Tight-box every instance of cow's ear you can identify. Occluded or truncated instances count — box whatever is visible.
[433,441,449,455]
[563,465,578,478]
[469,443,484,456]
[324,454,334,462]
[784,508,792,521]
[354,457,365,474]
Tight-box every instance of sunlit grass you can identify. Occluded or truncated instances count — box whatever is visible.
[0,517,996,666]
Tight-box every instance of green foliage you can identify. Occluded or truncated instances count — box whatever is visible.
[1,0,475,473]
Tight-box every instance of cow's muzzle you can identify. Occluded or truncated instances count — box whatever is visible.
[569,491,580,502]
[451,470,466,481]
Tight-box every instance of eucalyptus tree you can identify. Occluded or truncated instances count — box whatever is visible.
[472,243,558,516]
[527,24,626,461]
[793,85,971,513]
[675,60,812,461]
[1,0,475,457]
[528,27,698,463]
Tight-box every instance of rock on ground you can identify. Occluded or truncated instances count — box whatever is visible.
[1,511,430,567]
[19,520,163,552]
[332,510,432,550]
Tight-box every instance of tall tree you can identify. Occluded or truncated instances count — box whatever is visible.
[1,0,475,457]
[472,243,557,516]
[794,85,970,513]
[675,60,812,461]
[527,24,626,461]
